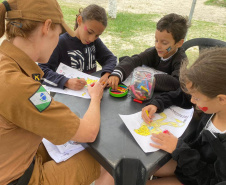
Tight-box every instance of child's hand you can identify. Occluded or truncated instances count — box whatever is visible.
[99,72,110,87]
[108,76,119,90]
[141,105,157,124]
[65,78,87,90]
[150,131,178,154]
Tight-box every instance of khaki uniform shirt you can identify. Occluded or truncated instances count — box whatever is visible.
[0,40,79,185]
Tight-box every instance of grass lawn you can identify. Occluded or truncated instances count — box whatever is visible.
[205,0,226,7]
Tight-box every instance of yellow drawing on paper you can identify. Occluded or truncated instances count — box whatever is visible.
[81,78,98,97]
[134,112,184,136]
[86,78,98,85]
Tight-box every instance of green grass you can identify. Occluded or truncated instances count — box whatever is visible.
[58,0,226,65]
[103,13,159,57]
[106,13,158,38]
[205,0,226,7]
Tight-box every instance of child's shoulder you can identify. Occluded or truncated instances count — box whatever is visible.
[173,47,187,60]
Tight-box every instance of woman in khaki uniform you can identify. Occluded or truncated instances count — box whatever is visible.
[0,0,109,184]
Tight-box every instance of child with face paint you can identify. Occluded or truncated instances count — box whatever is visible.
[39,4,117,90]
[141,47,226,185]
[108,13,189,92]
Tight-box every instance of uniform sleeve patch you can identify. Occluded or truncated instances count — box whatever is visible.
[29,85,52,112]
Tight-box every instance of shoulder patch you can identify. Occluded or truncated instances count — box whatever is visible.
[29,85,52,112]
[32,74,41,82]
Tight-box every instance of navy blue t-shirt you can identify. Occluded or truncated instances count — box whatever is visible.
[39,32,117,89]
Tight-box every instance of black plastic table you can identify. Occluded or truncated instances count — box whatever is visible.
[53,71,172,185]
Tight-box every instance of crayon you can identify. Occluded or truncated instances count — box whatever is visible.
[145,80,150,91]
[148,82,152,95]
[111,89,122,93]
[90,83,95,87]
[119,85,127,89]
[133,99,143,104]
[163,130,169,134]
[141,86,149,92]
[131,85,141,99]
[112,92,123,94]
[145,110,149,117]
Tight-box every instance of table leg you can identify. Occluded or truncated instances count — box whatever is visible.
[115,158,148,185]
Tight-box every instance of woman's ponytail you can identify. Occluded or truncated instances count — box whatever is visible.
[0,2,7,38]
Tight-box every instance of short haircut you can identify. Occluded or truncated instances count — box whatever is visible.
[157,13,190,43]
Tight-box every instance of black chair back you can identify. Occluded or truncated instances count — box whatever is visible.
[182,38,226,52]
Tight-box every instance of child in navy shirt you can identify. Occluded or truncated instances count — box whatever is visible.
[39,4,117,90]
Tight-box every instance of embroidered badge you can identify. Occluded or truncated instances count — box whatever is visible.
[29,86,51,112]
[32,74,41,82]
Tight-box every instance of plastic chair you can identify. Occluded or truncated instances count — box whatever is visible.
[182,38,226,52]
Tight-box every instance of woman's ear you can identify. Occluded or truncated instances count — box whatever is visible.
[42,19,52,35]
[217,94,226,105]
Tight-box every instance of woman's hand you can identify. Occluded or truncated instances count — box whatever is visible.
[88,81,106,101]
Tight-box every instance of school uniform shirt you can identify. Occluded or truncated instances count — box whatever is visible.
[38,33,117,89]
[149,88,226,185]
[110,47,187,92]
[0,40,79,185]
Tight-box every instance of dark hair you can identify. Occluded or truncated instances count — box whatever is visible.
[157,13,190,43]
[180,47,226,98]
[74,4,107,30]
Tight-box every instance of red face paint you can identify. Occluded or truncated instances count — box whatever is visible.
[198,106,208,112]
[84,25,87,31]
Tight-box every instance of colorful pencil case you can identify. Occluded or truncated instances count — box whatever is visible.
[109,84,128,97]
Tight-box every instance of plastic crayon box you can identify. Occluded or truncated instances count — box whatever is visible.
[129,67,155,101]
[109,84,128,98]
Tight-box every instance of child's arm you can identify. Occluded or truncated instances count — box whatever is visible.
[108,76,120,90]
[109,47,156,83]
[39,45,69,89]
[141,105,157,124]
[65,78,87,90]
[154,74,180,91]
[148,88,193,113]
[99,72,110,86]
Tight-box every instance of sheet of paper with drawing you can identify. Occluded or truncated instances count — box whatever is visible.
[42,138,85,163]
[44,63,100,99]
[119,106,194,153]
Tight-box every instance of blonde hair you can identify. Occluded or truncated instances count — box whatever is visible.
[180,47,226,98]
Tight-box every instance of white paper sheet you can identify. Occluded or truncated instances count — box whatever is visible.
[119,106,194,153]
[42,139,85,163]
[44,63,100,99]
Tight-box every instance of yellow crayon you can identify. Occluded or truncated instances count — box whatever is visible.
[145,110,151,124]
[141,86,149,92]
